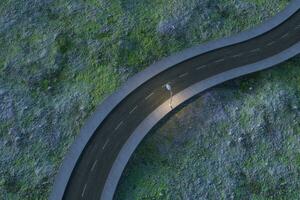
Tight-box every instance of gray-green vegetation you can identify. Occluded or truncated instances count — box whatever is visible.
[115,57,300,199]
[0,0,294,199]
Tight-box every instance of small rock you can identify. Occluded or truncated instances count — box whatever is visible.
[268,168,274,175]
[0,89,6,96]
[238,137,243,143]
[1,100,14,120]
[35,166,43,176]
[67,4,73,10]
[40,49,47,58]
[227,140,232,146]
[157,20,177,35]
[207,180,212,185]
[8,128,15,135]
[14,136,21,143]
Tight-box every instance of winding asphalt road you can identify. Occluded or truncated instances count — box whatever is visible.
[50,1,300,200]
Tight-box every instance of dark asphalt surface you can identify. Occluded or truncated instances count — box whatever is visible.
[51,4,300,200]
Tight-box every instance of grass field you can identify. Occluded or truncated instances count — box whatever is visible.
[0,0,293,199]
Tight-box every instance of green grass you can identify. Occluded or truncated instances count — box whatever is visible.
[0,0,294,199]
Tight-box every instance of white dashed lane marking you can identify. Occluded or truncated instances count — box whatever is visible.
[195,65,207,71]
[129,105,138,114]
[102,139,110,150]
[215,58,225,63]
[81,183,87,197]
[178,72,189,78]
[280,33,289,39]
[250,48,260,53]
[90,160,98,172]
[232,53,244,58]
[267,41,275,46]
[145,92,154,100]
[115,121,124,131]
[295,25,300,30]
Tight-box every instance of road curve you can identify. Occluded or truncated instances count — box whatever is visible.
[50,1,300,200]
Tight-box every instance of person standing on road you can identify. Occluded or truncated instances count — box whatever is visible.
[165,83,173,109]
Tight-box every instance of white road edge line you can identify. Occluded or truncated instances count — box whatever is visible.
[179,72,189,78]
[129,106,138,114]
[102,139,109,150]
[145,92,154,100]
[90,160,98,172]
[81,183,87,197]
[195,65,207,70]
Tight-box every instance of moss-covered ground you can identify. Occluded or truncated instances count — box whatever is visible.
[0,0,295,199]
